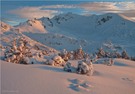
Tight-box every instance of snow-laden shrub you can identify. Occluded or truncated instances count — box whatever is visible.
[95,58,114,66]
[76,60,93,76]
[131,56,135,61]
[121,50,129,59]
[4,37,32,64]
[59,47,88,60]
[46,55,65,66]
[73,47,85,60]
[103,58,114,66]
[96,48,105,58]
[59,49,69,61]
[24,57,34,64]
[63,62,76,72]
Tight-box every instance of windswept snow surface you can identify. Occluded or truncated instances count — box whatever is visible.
[1,59,135,94]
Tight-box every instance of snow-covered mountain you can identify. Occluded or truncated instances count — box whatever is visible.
[1,13,135,56]
[41,13,135,39]
[30,13,135,55]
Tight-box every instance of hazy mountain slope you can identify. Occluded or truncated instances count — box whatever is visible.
[15,19,47,33]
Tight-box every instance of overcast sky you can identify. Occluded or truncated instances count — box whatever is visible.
[1,0,135,26]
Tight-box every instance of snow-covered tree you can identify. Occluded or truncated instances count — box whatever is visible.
[105,58,114,66]
[96,47,105,58]
[121,50,129,59]
[63,62,75,72]
[4,37,32,64]
[76,59,93,76]
[46,55,66,66]
[131,56,135,61]
[59,49,69,61]
[73,47,85,60]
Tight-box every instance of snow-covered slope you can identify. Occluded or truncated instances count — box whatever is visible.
[24,32,87,51]
[15,18,47,33]
[0,29,57,55]
[0,21,12,34]
[1,59,135,94]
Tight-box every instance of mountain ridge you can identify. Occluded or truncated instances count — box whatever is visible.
[1,13,135,56]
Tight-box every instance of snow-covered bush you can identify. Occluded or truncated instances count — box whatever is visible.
[96,48,105,58]
[121,50,129,59]
[63,62,76,72]
[4,37,32,64]
[131,57,135,61]
[96,47,123,59]
[73,47,85,60]
[59,47,89,60]
[76,60,93,76]
[89,54,98,63]
[46,55,66,66]
[103,58,114,66]
[95,58,114,66]
[59,49,69,61]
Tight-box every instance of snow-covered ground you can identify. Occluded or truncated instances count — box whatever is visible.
[1,59,135,94]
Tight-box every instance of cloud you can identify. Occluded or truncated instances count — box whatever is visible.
[41,5,76,9]
[78,2,135,20]
[9,6,60,19]
[8,2,135,20]
[1,17,18,24]
[79,2,119,11]
[79,2,135,11]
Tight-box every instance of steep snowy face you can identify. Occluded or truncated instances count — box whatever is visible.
[0,21,12,34]
[15,18,47,33]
